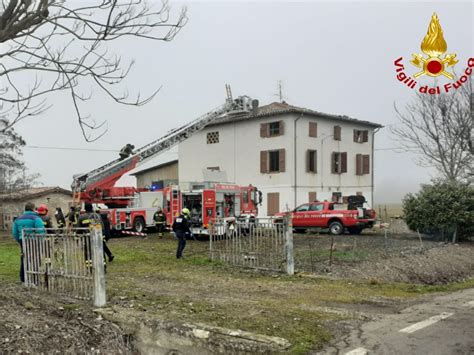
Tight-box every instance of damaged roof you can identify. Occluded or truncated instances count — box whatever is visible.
[0,186,72,201]
[210,101,383,128]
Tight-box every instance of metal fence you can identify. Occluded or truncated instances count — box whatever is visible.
[22,223,106,306]
[293,228,446,273]
[208,216,449,277]
[209,217,294,274]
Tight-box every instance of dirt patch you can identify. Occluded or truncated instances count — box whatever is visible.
[0,283,134,354]
[293,231,474,284]
[323,243,474,284]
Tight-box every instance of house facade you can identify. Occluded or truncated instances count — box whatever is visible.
[178,102,382,216]
[131,160,179,190]
[0,187,72,230]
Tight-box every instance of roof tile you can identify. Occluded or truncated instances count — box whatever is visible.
[209,101,383,128]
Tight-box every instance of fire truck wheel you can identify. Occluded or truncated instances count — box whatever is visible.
[133,217,146,233]
[329,221,344,235]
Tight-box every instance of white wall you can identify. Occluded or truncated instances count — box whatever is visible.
[179,113,375,216]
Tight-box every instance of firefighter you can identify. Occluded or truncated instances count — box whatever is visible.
[172,208,191,259]
[37,204,53,229]
[54,207,66,230]
[76,203,103,271]
[94,208,115,262]
[66,206,79,228]
[153,207,166,238]
[119,143,135,160]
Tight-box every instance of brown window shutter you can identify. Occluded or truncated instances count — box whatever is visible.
[279,121,284,136]
[334,126,341,141]
[260,123,268,138]
[356,154,362,175]
[314,150,317,173]
[363,155,370,174]
[267,192,280,216]
[260,151,268,173]
[362,130,369,143]
[309,122,317,137]
[279,149,286,172]
[306,150,310,172]
[341,152,347,173]
[309,192,317,202]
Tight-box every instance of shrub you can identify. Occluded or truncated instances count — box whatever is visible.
[402,181,474,241]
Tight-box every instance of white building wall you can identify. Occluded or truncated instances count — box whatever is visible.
[179,113,376,216]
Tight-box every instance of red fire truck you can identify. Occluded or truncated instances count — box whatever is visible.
[104,183,261,235]
[71,92,262,235]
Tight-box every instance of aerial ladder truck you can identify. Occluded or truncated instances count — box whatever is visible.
[71,92,262,234]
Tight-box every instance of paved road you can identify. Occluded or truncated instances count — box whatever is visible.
[321,288,474,355]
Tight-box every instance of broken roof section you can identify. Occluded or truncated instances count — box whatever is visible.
[209,101,383,128]
[0,186,72,201]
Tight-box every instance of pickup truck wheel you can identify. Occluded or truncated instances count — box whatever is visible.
[329,221,344,235]
[348,227,362,235]
[133,217,146,233]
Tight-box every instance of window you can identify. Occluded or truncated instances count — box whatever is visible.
[309,204,324,211]
[309,122,318,137]
[260,149,286,173]
[207,166,220,171]
[260,121,284,137]
[332,152,347,174]
[308,191,317,202]
[332,192,342,203]
[243,191,249,204]
[207,131,219,144]
[334,125,341,141]
[269,122,281,136]
[356,154,370,175]
[269,150,280,172]
[295,204,310,212]
[307,150,317,173]
[353,129,369,143]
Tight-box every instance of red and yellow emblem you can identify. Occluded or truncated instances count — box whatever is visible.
[410,13,458,79]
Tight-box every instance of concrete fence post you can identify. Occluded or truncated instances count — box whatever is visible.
[90,221,106,307]
[284,214,294,275]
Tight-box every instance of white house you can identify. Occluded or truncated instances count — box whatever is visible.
[178,101,382,216]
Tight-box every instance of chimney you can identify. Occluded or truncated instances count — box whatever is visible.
[251,99,259,115]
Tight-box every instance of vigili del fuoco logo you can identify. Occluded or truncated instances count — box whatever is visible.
[394,13,473,94]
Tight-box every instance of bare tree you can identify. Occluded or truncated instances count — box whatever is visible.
[0,118,39,193]
[393,79,473,182]
[0,0,187,141]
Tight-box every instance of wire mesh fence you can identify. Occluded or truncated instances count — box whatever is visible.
[293,228,448,273]
[22,225,106,305]
[209,217,292,273]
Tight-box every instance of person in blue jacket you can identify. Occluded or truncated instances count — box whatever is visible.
[12,202,45,282]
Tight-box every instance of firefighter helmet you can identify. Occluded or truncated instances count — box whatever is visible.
[181,208,190,216]
[37,204,48,215]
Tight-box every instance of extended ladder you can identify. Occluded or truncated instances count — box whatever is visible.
[73,95,254,193]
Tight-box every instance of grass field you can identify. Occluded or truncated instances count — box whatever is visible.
[1,234,473,353]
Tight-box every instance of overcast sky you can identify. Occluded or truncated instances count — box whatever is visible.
[14,0,473,204]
